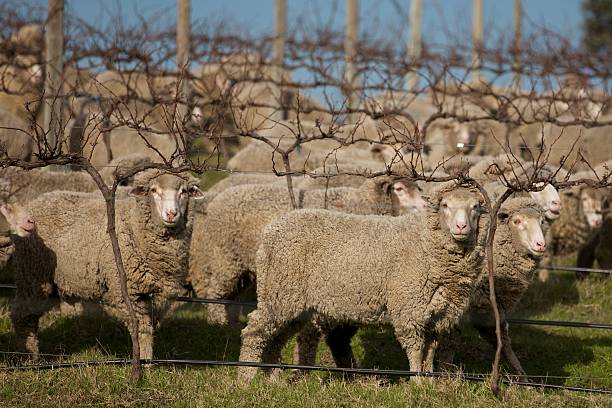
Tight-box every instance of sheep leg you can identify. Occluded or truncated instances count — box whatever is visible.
[421,337,438,373]
[124,299,155,362]
[475,324,527,378]
[261,320,305,383]
[500,323,527,378]
[291,321,321,379]
[204,271,245,326]
[576,233,598,279]
[325,324,358,369]
[10,302,42,361]
[394,326,425,384]
[436,327,460,370]
[238,309,275,383]
[138,301,154,362]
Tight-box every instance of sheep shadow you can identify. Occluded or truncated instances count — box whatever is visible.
[513,272,581,317]
[0,303,243,365]
[355,324,611,386]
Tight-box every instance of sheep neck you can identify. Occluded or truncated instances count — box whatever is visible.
[418,211,489,333]
[472,221,539,317]
[122,197,194,299]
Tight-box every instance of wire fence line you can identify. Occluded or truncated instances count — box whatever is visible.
[0,357,610,395]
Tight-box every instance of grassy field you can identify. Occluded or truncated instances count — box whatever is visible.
[0,271,610,407]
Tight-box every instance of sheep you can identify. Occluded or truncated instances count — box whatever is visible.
[423,119,508,168]
[507,121,612,171]
[0,25,44,123]
[0,108,33,161]
[207,173,284,193]
[464,159,563,223]
[295,159,393,190]
[538,177,605,281]
[9,169,205,360]
[574,160,612,277]
[188,176,425,325]
[237,182,487,382]
[225,118,392,173]
[0,201,35,283]
[0,154,153,202]
[440,197,547,375]
[584,188,612,273]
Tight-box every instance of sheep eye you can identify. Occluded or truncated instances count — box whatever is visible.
[441,202,448,208]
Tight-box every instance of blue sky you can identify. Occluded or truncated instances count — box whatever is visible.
[19,0,589,98]
[56,0,584,48]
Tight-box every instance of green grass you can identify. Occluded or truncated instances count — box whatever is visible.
[0,272,610,407]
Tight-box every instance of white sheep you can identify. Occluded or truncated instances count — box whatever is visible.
[9,169,204,360]
[238,183,487,382]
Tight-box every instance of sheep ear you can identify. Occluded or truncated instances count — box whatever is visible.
[0,203,11,219]
[497,210,510,223]
[378,179,394,195]
[188,185,205,199]
[129,185,149,197]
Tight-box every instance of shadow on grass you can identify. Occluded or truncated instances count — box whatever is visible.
[513,272,581,317]
[353,323,612,387]
[0,304,243,365]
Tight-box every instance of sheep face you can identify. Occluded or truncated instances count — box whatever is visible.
[131,173,204,228]
[529,183,561,221]
[437,188,482,242]
[578,187,603,228]
[0,202,36,238]
[453,123,478,153]
[393,181,427,214]
[500,207,546,257]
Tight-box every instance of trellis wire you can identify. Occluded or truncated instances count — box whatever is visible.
[538,266,612,275]
[0,357,610,395]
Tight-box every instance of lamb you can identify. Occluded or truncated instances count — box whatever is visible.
[188,176,425,325]
[441,197,547,375]
[238,183,487,382]
[9,169,204,360]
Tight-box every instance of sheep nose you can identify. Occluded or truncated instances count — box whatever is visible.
[455,222,467,232]
[535,240,546,251]
[551,200,561,210]
[165,209,177,221]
